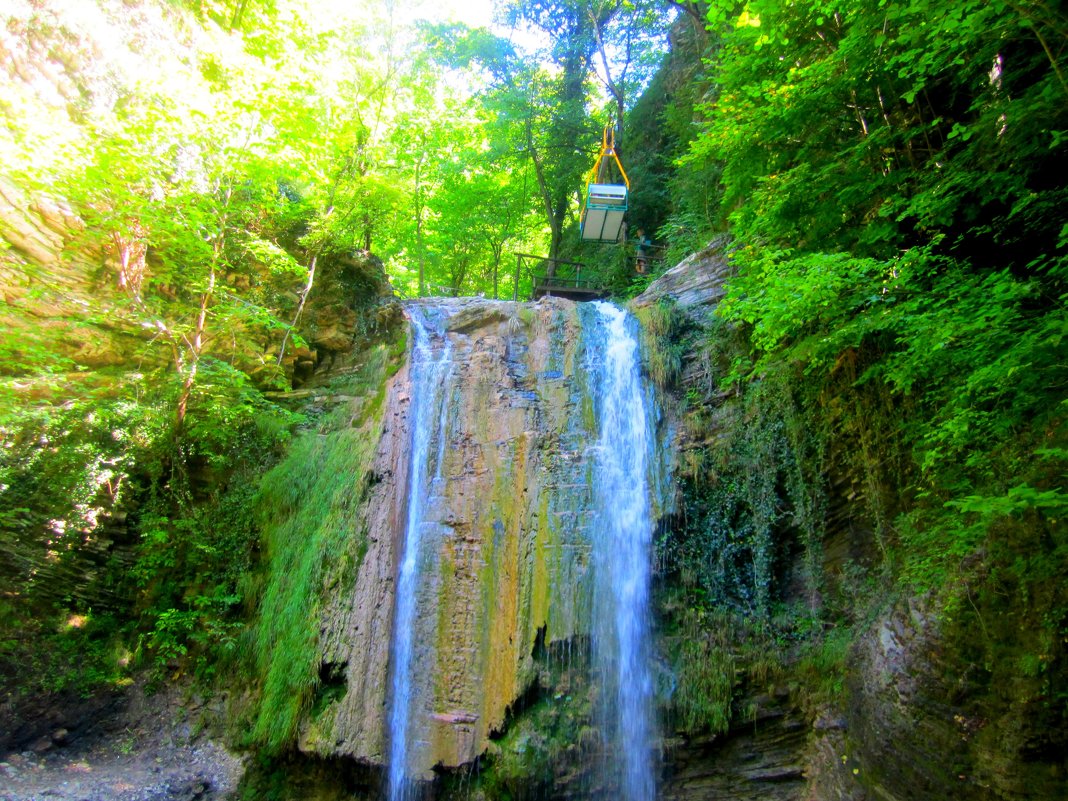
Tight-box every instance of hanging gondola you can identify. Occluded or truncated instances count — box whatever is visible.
[579,125,630,243]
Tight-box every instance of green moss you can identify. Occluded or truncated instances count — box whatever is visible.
[435,545,458,702]
[440,651,593,801]
[631,298,688,390]
[387,325,409,371]
[528,506,550,642]
[310,682,346,720]
[669,607,737,735]
[245,429,374,751]
[579,390,596,434]
[243,336,404,753]
[794,625,853,704]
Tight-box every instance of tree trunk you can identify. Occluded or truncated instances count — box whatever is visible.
[276,253,318,368]
[526,117,562,272]
[175,184,231,429]
[415,155,426,296]
[175,266,216,428]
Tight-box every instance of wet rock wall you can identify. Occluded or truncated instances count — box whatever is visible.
[300,297,671,778]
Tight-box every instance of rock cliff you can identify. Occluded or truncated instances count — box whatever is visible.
[631,246,1068,801]
[298,297,671,779]
[632,237,732,315]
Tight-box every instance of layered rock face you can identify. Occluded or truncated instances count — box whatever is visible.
[300,297,670,778]
[633,247,1068,801]
[631,237,732,316]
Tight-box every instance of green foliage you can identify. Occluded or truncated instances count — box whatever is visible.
[629,11,723,255]
[794,625,853,702]
[0,329,300,697]
[386,94,545,298]
[181,360,301,464]
[0,601,129,699]
[631,297,690,389]
[125,384,297,674]
[671,608,736,734]
[639,2,1068,759]
[653,0,1068,606]
[663,366,825,619]
[243,340,401,752]
[1,0,414,704]
[2,0,1063,773]
[0,381,173,601]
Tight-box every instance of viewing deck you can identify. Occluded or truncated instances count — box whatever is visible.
[514,253,606,302]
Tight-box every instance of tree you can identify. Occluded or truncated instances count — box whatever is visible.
[670,0,1068,582]
[588,0,671,143]
[505,0,606,262]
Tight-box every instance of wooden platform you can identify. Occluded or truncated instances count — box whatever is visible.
[514,253,605,302]
[532,282,605,302]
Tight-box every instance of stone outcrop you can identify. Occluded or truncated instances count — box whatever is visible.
[632,236,733,314]
[300,297,670,778]
[661,693,809,801]
[0,179,82,270]
[833,595,1068,801]
[0,176,147,374]
[299,251,399,376]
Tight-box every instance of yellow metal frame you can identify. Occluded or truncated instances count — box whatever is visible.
[584,125,630,191]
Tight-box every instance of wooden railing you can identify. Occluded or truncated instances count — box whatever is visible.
[513,253,604,301]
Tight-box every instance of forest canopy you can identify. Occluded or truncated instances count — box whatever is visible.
[0,0,678,698]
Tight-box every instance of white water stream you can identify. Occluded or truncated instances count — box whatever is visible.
[587,301,657,801]
[387,309,452,801]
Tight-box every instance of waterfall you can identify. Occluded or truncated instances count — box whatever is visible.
[387,307,453,801]
[587,301,657,801]
[382,298,659,800]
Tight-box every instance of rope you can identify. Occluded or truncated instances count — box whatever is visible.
[584,124,630,191]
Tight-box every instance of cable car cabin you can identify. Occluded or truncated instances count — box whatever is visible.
[580,183,628,242]
[579,125,631,243]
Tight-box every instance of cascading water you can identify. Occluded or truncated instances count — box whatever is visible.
[586,301,657,801]
[382,298,660,801]
[387,306,453,801]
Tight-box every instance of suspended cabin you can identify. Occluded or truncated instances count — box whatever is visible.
[580,126,630,243]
